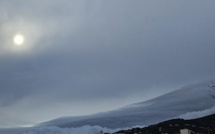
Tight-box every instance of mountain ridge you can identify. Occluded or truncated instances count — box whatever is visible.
[115,113,215,134]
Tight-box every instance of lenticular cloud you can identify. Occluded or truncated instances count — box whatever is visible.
[22,126,119,134]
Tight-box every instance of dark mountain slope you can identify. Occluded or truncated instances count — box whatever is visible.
[115,114,215,134]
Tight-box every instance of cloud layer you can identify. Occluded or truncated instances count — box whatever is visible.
[0,0,215,127]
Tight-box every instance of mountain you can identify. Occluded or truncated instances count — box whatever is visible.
[37,82,215,128]
[115,114,215,134]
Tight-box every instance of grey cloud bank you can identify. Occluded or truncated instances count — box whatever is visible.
[0,0,215,127]
[35,82,215,128]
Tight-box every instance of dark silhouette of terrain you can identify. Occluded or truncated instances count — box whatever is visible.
[113,114,215,134]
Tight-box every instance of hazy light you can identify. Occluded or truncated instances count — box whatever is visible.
[13,34,25,45]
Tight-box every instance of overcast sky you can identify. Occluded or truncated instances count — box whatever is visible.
[0,0,215,127]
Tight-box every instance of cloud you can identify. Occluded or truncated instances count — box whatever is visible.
[0,0,215,127]
[22,126,120,134]
[178,106,215,120]
[0,17,44,55]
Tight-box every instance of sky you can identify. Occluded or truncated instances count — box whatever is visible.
[0,0,215,127]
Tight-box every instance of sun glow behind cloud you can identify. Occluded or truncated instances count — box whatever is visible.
[13,34,25,45]
[0,17,44,55]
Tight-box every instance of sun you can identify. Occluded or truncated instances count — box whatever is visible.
[13,34,25,45]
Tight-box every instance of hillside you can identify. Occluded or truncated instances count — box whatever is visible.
[115,114,215,134]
